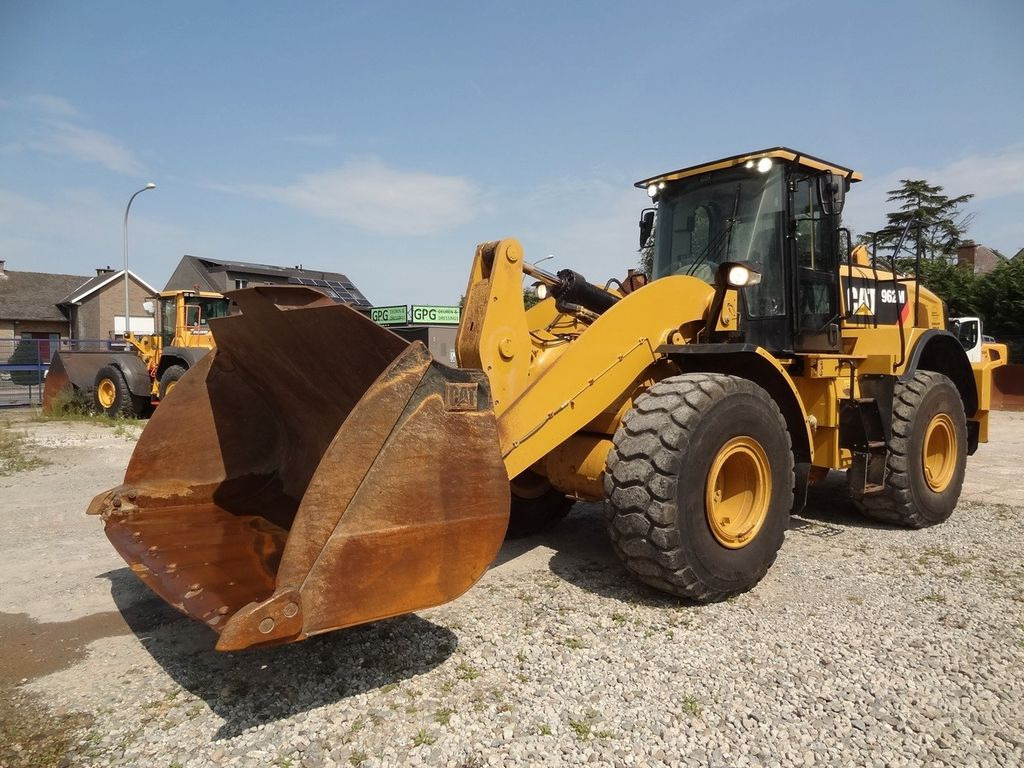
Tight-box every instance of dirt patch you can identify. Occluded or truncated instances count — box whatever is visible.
[0,611,134,689]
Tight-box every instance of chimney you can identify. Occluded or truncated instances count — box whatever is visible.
[96,265,115,276]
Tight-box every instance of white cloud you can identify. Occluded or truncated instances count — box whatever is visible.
[222,157,480,236]
[26,93,82,118]
[842,144,1024,243]
[28,119,146,176]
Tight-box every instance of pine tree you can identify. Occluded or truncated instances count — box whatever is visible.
[861,179,974,263]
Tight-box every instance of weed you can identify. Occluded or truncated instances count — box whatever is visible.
[568,718,591,739]
[349,717,364,735]
[272,759,293,768]
[0,422,47,475]
[680,695,702,716]
[562,637,586,650]
[413,729,435,746]
[170,762,184,768]
[515,673,529,683]
[611,612,627,624]
[456,661,479,681]
[441,680,456,693]
[538,723,552,735]
[349,751,368,766]
[919,547,972,568]
[516,650,527,664]
[847,596,864,605]
[379,683,399,694]
[434,707,453,726]
[920,590,947,604]
[595,729,616,739]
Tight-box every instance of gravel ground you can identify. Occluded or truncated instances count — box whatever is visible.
[1,409,1022,767]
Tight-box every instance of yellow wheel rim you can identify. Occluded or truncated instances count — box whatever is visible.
[97,379,117,409]
[923,413,956,492]
[705,436,771,549]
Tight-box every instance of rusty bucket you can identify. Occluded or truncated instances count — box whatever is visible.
[88,286,510,650]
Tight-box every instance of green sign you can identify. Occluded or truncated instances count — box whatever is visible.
[410,305,460,325]
[370,305,408,326]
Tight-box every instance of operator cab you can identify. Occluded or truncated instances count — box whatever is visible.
[637,148,862,354]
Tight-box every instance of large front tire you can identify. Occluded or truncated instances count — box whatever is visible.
[853,370,967,527]
[605,373,794,601]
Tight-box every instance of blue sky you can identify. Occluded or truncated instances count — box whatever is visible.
[2,1,1022,306]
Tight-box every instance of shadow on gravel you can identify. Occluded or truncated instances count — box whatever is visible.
[103,568,458,740]
[528,472,903,603]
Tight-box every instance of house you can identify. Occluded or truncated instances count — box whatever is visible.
[957,243,1002,275]
[0,260,158,351]
[164,255,372,309]
[58,267,160,339]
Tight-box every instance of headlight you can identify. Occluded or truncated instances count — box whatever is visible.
[534,282,549,300]
[726,264,762,287]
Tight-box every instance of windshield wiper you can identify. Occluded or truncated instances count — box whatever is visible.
[686,184,742,278]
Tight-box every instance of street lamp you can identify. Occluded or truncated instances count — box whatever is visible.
[123,182,156,338]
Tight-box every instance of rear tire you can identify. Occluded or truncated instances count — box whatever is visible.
[604,373,794,601]
[158,364,187,401]
[93,365,138,418]
[853,370,967,527]
[505,471,573,538]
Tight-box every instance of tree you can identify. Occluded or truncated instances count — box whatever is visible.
[974,257,1024,337]
[861,179,974,263]
[916,259,978,318]
[8,339,43,387]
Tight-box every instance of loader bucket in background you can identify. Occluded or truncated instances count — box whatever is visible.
[42,351,105,412]
[88,286,511,650]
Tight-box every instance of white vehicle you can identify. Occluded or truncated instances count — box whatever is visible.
[951,316,996,363]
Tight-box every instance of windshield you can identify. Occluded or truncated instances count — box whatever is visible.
[186,297,231,326]
[652,165,785,316]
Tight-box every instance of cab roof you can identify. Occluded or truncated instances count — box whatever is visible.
[635,147,863,189]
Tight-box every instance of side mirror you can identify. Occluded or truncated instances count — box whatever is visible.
[816,173,847,216]
[639,208,655,249]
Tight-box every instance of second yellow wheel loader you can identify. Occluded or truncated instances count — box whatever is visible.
[89,148,1002,650]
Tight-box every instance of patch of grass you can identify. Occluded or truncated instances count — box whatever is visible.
[920,590,947,604]
[349,751,368,766]
[562,636,586,650]
[610,612,627,624]
[680,695,702,716]
[412,729,435,746]
[455,661,479,681]
[440,680,456,693]
[568,718,591,740]
[918,547,972,568]
[0,687,92,768]
[379,682,399,694]
[538,723,552,736]
[434,707,453,726]
[0,422,48,475]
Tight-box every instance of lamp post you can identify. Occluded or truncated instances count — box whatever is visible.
[123,182,156,337]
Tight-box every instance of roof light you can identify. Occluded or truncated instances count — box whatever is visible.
[647,184,658,198]
[756,157,773,173]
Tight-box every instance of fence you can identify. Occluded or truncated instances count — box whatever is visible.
[0,338,121,407]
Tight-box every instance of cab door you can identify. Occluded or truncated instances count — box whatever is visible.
[789,174,841,352]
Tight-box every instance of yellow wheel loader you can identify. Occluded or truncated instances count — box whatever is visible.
[88,148,1001,650]
[44,290,230,417]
